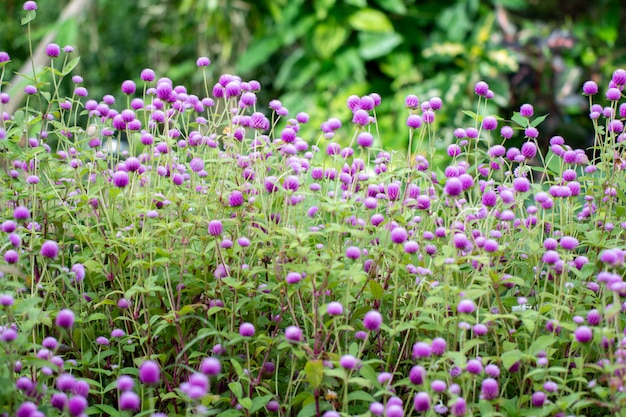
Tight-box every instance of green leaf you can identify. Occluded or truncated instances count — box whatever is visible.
[347,390,376,402]
[530,113,549,128]
[88,404,121,416]
[313,23,349,59]
[304,359,324,388]
[501,349,523,370]
[358,32,403,60]
[511,112,528,127]
[250,395,274,414]
[369,280,384,300]
[62,57,81,76]
[374,0,407,14]
[348,8,393,33]
[236,36,283,74]
[21,11,36,25]
[228,381,243,400]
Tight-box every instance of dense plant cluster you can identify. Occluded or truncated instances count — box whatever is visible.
[2,2,626,417]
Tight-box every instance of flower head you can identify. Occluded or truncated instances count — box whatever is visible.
[139,360,161,385]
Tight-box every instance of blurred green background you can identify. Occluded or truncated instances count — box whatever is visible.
[1,0,625,152]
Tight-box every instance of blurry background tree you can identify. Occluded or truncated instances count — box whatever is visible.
[1,0,624,155]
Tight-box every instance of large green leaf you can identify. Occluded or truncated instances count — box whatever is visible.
[358,32,403,60]
[313,23,350,59]
[348,8,394,32]
[236,36,283,74]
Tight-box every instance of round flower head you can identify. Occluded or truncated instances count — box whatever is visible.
[326,301,344,316]
[481,378,499,400]
[196,56,211,67]
[24,1,38,10]
[40,240,59,259]
[363,310,383,331]
[582,81,598,95]
[68,395,87,416]
[121,80,136,95]
[46,43,61,58]
[482,116,497,130]
[285,326,303,342]
[457,299,476,314]
[239,322,255,337]
[414,391,431,412]
[574,326,593,343]
[200,357,221,376]
[112,171,129,188]
[120,391,140,410]
[139,360,161,385]
[55,309,75,328]
[390,227,408,244]
[345,246,361,260]
[475,81,489,96]
[339,354,358,370]
[208,220,223,236]
[531,391,546,407]
[445,177,463,196]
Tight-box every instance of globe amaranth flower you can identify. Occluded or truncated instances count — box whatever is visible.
[285,326,303,342]
[481,378,499,400]
[200,357,221,376]
[574,325,593,343]
[326,301,344,316]
[339,354,358,370]
[41,240,59,259]
[46,43,61,58]
[457,299,476,314]
[55,309,75,328]
[196,56,211,67]
[24,1,38,10]
[120,391,140,410]
[413,392,431,412]
[363,310,383,331]
[345,246,361,260]
[239,322,255,337]
[582,81,598,95]
[482,116,497,130]
[139,360,161,385]
[474,81,489,96]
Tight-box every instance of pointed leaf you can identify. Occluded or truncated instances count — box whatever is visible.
[348,9,393,32]
[304,359,324,389]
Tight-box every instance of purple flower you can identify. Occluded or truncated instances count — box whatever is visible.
[414,392,431,412]
[357,132,374,147]
[117,375,134,391]
[139,360,161,385]
[345,246,361,260]
[405,94,419,109]
[24,85,37,95]
[112,171,129,188]
[412,342,431,358]
[4,250,18,264]
[481,378,499,400]
[531,391,546,407]
[431,337,447,355]
[339,354,358,370]
[513,177,530,193]
[582,81,598,95]
[229,191,244,207]
[390,227,408,244]
[607,88,621,101]
[46,43,61,58]
[68,395,87,417]
[451,397,467,416]
[55,309,75,328]
[574,326,593,343]
[445,177,463,196]
[475,81,489,96]
[196,56,211,67]
[407,114,422,129]
[140,68,155,82]
[457,299,476,314]
[200,357,221,376]
[24,1,37,11]
[120,391,140,410]
[285,326,302,342]
[239,322,255,337]
[409,365,426,385]
[482,116,497,130]
[208,220,223,236]
[327,302,344,316]
[363,310,383,331]
[612,69,626,86]
[466,359,483,374]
